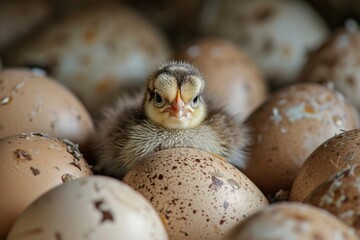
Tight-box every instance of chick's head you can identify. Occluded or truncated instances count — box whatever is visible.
[144,62,207,129]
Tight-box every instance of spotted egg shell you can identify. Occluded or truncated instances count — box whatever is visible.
[299,26,360,110]
[243,83,360,196]
[123,148,268,240]
[0,68,94,147]
[223,203,358,240]
[305,165,360,235]
[291,129,360,201]
[0,133,92,238]
[7,176,168,240]
[175,37,268,119]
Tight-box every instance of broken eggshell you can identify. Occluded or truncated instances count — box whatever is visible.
[0,133,92,239]
[123,148,268,240]
[305,165,360,235]
[7,176,169,240]
[291,129,360,201]
[243,83,360,197]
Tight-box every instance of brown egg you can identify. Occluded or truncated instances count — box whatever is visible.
[199,0,328,88]
[6,5,171,117]
[123,148,268,240]
[223,203,358,240]
[299,26,360,110]
[0,133,92,238]
[7,176,168,240]
[243,83,360,197]
[175,37,268,119]
[0,68,94,146]
[0,0,52,51]
[291,129,360,202]
[305,165,360,235]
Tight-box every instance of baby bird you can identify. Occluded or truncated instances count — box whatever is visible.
[94,61,249,178]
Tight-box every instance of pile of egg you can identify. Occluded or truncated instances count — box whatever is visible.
[1,0,360,239]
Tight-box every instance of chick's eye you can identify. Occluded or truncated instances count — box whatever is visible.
[192,95,200,107]
[153,91,165,107]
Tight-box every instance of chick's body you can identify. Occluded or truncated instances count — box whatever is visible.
[95,62,249,178]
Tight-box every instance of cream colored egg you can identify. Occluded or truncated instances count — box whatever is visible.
[223,203,358,240]
[175,37,268,119]
[291,129,360,201]
[0,133,92,238]
[305,165,360,235]
[123,148,268,240]
[6,5,171,117]
[0,68,94,146]
[200,0,328,88]
[7,176,168,240]
[243,83,360,196]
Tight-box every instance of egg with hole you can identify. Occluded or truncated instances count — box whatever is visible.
[243,83,360,197]
[305,165,360,235]
[6,4,171,117]
[0,68,94,147]
[223,203,358,240]
[7,176,168,240]
[0,133,92,238]
[291,129,360,201]
[175,37,268,119]
[123,148,268,240]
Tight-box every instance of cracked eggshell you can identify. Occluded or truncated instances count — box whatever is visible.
[243,83,360,197]
[223,203,358,240]
[7,176,168,240]
[305,165,360,235]
[123,148,268,240]
[291,129,360,202]
[199,0,328,88]
[6,5,171,117]
[175,37,268,119]
[0,133,92,238]
[0,68,94,146]
[299,26,360,110]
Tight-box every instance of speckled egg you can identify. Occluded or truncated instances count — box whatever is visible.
[123,148,268,240]
[305,165,360,235]
[0,133,92,238]
[0,68,94,146]
[299,26,360,110]
[6,5,171,117]
[199,0,328,88]
[7,176,168,240]
[291,129,360,202]
[175,37,268,119]
[243,83,360,197]
[223,203,358,240]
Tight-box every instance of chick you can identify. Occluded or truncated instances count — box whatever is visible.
[94,61,249,178]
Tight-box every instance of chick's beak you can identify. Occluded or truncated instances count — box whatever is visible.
[170,90,185,118]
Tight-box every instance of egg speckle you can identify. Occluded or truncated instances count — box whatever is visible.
[123,148,268,239]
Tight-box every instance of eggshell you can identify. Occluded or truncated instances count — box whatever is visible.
[123,148,268,240]
[223,203,358,240]
[6,5,171,117]
[243,83,360,196]
[305,165,360,235]
[0,68,94,146]
[0,133,92,238]
[291,129,360,201]
[0,0,52,51]
[7,176,168,240]
[175,37,268,119]
[299,26,360,110]
[199,0,328,88]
